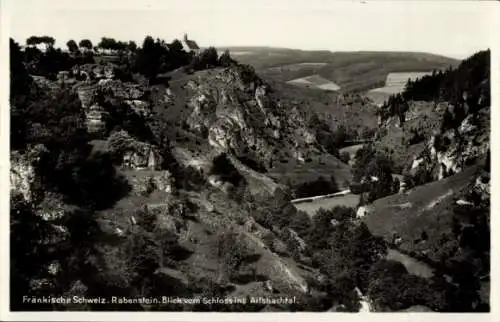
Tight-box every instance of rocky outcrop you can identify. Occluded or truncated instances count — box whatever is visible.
[72,63,116,81]
[126,170,175,196]
[98,79,146,101]
[409,107,489,181]
[182,66,317,167]
[86,104,109,134]
[10,144,48,204]
[108,130,164,170]
[125,99,150,117]
[76,84,99,108]
[74,73,150,135]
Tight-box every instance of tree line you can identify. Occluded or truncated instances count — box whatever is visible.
[380,50,490,122]
[15,35,236,83]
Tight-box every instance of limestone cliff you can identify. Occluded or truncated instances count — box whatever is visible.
[408,106,489,181]
[181,66,318,166]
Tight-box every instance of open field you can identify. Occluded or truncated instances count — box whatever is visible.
[368,71,434,96]
[286,74,341,91]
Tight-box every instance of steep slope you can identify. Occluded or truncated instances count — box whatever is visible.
[157,65,354,189]
[9,46,337,311]
[361,164,490,309]
[374,50,490,181]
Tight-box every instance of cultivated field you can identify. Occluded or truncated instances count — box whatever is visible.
[286,74,341,91]
[368,71,434,96]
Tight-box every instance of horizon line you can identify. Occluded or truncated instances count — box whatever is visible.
[11,36,477,61]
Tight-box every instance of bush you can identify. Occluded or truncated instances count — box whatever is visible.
[235,155,267,173]
[210,153,244,186]
[216,230,252,281]
[218,50,235,67]
[352,145,395,202]
[294,176,339,198]
[189,47,219,71]
[339,151,350,164]
[176,166,206,191]
[50,151,131,209]
[366,259,455,312]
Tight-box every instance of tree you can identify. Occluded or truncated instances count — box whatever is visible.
[26,36,41,46]
[10,195,56,310]
[191,47,219,70]
[216,230,252,281]
[294,176,339,198]
[66,39,79,53]
[97,37,126,52]
[339,151,350,164]
[79,39,93,50]
[352,145,395,202]
[134,36,164,81]
[127,41,137,52]
[26,35,55,50]
[40,36,55,48]
[219,50,234,67]
[210,153,244,186]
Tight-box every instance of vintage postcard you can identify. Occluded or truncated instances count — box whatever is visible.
[0,0,497,321]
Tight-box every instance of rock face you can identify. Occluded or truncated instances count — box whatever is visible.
[76,84,99,108]
[10,144,48,203]
[122,147,162,170]
[73,69,150,135]
[86,104,109,134]
[409,107,490,180]
[72,63,117,81]
[108,130,164,170]
[183,67,317,166]
[126,171,175,196]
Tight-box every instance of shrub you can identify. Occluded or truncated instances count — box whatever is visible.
[339,151,350,164]
[216,230,252,281]
[176,165,206,191]
[189,47,219,71]
[235,155,267,173]
[210,153,244,186]
[294,176,339,198]
[352,145,395,202]
[218,50,234,67]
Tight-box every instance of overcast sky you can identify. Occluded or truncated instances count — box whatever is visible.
[4,0,495,59]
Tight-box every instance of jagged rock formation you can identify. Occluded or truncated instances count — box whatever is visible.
[125,170,175,196]
[85,104,109,133]
[72,66,150,135]
[408,106,489,180]
[107,130,164,170]
[182,67,318,166]
[72,63,117,81]
[10,144,48,204]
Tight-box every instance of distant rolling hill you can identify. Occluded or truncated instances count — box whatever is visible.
[218,47,459,93]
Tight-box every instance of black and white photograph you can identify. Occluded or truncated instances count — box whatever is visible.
[1,0,496,318]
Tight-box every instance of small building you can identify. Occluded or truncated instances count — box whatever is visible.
[181,34,201,55]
